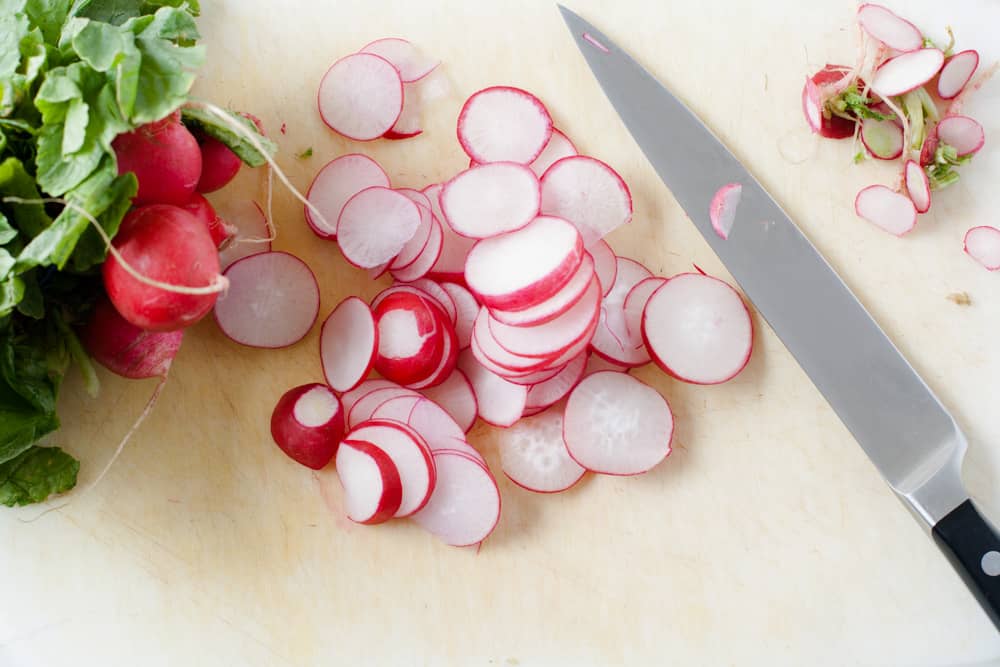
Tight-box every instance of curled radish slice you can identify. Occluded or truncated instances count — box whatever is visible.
[321,297,377,393]
[642,273,753,385]
[860,118,904,160]
[335,440,403,525]
[490,253,595,327]
[270,383,344,470]
[936,115,985,156]
[854,185,917,236]
[346,420,435,517]
[938,50,979,100]
[337,186,422,268]
[540,156,633,247]
[458,349,528,427]
[524,352,587,413]
[964,226,1000,271]
[306,155,390,238]
[871,49,945,98]
[457,86,553,164]
[440,282,478,349]
[440,163,540,239]
[563,371,673,476]
[411,451,501,546]
[359,37,439,83]
[318,53,404,141]
[903,160,931,214]
[710,183,742,240]
[214,252,320,349]
[499,408,585,493]
[217,200,270,271]
[530,128,578,177]
[420,369,478,433]
[856,3,923,52]
[623,276,667,340]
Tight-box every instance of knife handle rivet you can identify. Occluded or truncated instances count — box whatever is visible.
[980,551,1000,577]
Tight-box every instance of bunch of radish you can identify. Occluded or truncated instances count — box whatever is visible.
[802,3,998,271]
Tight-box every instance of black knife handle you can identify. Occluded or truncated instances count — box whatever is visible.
[932,499,1000,631]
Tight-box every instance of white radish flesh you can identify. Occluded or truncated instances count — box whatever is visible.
[411,451,501,546]
[440,163,540,239]
[318,53,404,141]
[589,239,618,297]
[860,118,904,160]
[386,83,423,139]
[590,257,654,367]
[217,200,270,271]
[390,203,434,270]
[439,282,477,349]
[709,183,742,240]
[623,276,667,340]
[422,183,475,281]
[390,215,443,282]
[335,440,403,524]
[530,128,578,177]
[871,49,945,98]
[540,156,632,247]
[359,37,439,83]
[341,379,399,417]
[936,115,985,156]
[305,154,390,238]
[854,185,917,236]
[856,3,924,52]
[214,252,319,349]
[320,297,378,393]
[346,420,435,517]
[370,394,422,423]
[349,386,419,428]
[499,408,585,493]
[903,160,931,214]
[458,349,528,427]
[337,187,422,268]
[563,371,673,475]
[937,50,979,100]
[524,352,587,412]
[419,370,478,433]
[487,279,601,359]
[642,273,753,385]
[489,253,595,327]
[457,86,553,164]
[408,397,469,450]
[964,226,1000,271]
[472,310,553,374]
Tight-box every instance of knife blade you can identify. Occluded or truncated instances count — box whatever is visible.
[558,5,1000,630]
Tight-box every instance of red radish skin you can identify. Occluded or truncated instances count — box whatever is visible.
[412,450,501,546]
[440,163,541,239]
[337,186,422,268]
[359,37,439,83]
[318,53,404,141]
[214,251,320,348]
[457,86,553,165]
[306,154,391,238]
[390,215,444,282]
[854,185,917,236]
[964,226,1000,271]
[524,352,587,413]
[439,282,477,349]
[938,50,980,100]
[709,183,742,240]
[623,276,667,340]
[113,117,202,206]
[195,136,241,194]
[407,308,458,390]
[860,118,904,160]
[458,349,528,427]
[372,292,445,386]
[856,3,923,52]
[271,383,344,470]
[530,128,578,178]
[179,193,232,248]
[903,160,931,214]
[489,252,595,327]
[539,156,632,247]
[563,371,673,476]
[499,408,585,494]
[336,440,403,525]
[217,200,270,271]
[103,205,221,332]
[871,49,945,98]
[935,115,985,156]
[345,420,436,517]
[801,66,856,140]
[81,297,183,380]
[642,273,753,385]
[419,370,478,433]
[321,297,378,393]
[589,239,618,297]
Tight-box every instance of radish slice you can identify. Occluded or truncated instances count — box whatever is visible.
[440,282,477,349]
[563,371,673,476]
[390,203,434,270]
[306,155,390,238]
[217,200,270,271]
[335,440,403,524]
[709,183,742,240]
[801,76,824,135]
[938,50,979,100]
[385,83,423,139]
[588,239,618,297]
[540,156,633,247]
[396,188,433,211]
[341,379,399,417]
[936,115,985,156]
[860,118,904,160]
[440,163,541,238]
[420,370,478,432]
[337,186,422,268]
[349,386,419,428]
[411,451,501,546]
[318,53,404,141]
[406,278,458,324]
[903,160,931,214]
[489,253,595,327]
[465,215,584,311]
[487,279,601,359]
[359,37,439,83]
[642,273,753,385]
[499,408,585,493]
[407,312,458,390]
[373,291,444,386]
[964,226,1000,271]
[623,276,667,340]
[856,3,924,52]
[214,252,320,349]
[530,128,578,177]
[408,396,468,450]
[524,352,587,412]
[346,420,435,517]
[584,354,628,376]
[590,257,654,367]
[390,215,443,282]
[423,183,476,282]
[472,311,554,374]
[320,297,378,393]
[854,184,917,236]
[458,349,528,427]
[457,86,553,164]
[370,394,422,423]
[871,49,945,98]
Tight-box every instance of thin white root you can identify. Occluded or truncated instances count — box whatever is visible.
[2,197,228,296]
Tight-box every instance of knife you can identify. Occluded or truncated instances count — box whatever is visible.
[558,6,1000,630]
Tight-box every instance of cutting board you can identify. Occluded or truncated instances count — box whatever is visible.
[3,1,999,664]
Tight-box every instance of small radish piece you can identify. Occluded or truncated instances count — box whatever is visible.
[903,160,931,214]
[623,276,667,340]
[936,115,985,156]
[964,226,1000,271]
[530,128,578,177]
[856,3,924,52]
[709,183,742,240]
[490,253,595,327]
[195,136,241,194]
[349,386,420,428]
[113,116,201,206]
[563,371,673,475]
[589,239,618,297]
[487,279,601,359]
[465,216,584,311]
[335,440,403,524]
[642,273,753,385]
[359,37,439,83]
[440,282,478,349]
[346,420,435,517]
[860,118,904,160]
[419,370,478,433]
[337,186,422,268]
[341,379,400,417]
[217,200,270,271]
[321,297,378,393]
[406,278,458,324]
[214,251,320,348]
[179,193,232,249]
[801,66,856,140]
[458,349,528,427]
[524,352,587,413]
[440,163,540,238]
[271,383,344,470]
[81,297,183,379]
[457,86,553,164]
[499,408,585,493]
[540,156,632,247]
[871,49,945,98]
[390,204,434,270]
[937,50,979,100]
[854,185,917,236]
[318,53,403,141]
[390,215,443,282]
[412,451,501,546]
[372,291,444,386]
[306,154,391,238]
[590,257,654,367]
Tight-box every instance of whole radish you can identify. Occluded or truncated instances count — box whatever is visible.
[196,136,242,193]
[80,297,183,379]
[179,192,234,248]
[102,204,222,332]
[112,114,202,206]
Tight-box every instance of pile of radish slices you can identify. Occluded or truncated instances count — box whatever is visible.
[803,3,998,271]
